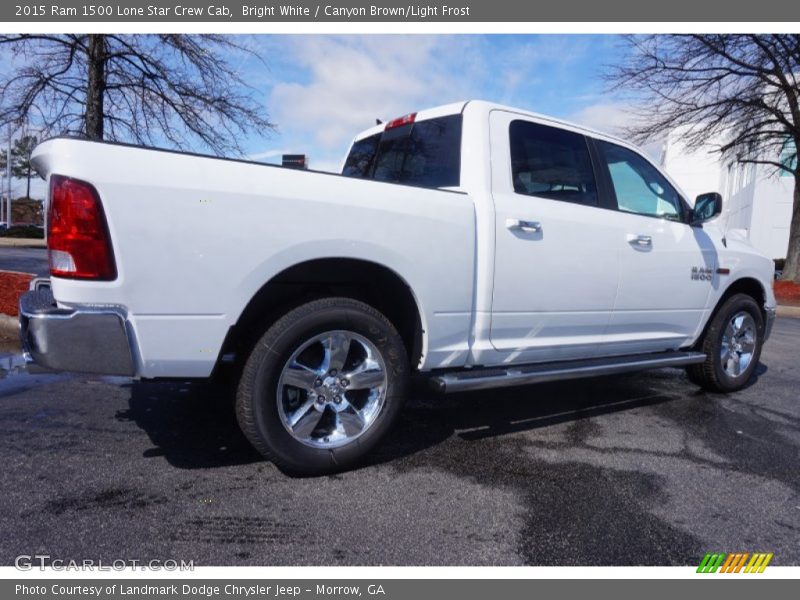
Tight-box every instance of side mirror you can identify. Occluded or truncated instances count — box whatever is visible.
[691,192,722,225]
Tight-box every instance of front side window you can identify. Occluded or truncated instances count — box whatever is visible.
[598,140,683,221]
[509,120,598,206]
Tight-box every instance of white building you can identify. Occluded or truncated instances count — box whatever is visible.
[659,127,794,260]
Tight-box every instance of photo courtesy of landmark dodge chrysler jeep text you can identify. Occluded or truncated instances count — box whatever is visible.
[20,101,777,475]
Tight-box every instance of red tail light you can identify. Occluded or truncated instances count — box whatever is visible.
[385,112,416,130]
[48,175,117,280]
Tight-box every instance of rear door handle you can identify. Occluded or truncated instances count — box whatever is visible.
[506,218,542,233]
[627,234,652,248]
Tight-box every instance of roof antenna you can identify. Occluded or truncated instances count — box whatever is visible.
[375,119,383,125]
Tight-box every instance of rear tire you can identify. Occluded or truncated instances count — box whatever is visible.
[236,297,408,476]
[686,293,764,393]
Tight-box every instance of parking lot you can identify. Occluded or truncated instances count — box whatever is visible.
[0,247,48,276]
[0,318,798,566]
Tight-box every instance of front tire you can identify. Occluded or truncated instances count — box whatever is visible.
[687,293,764,393]
[236,297,408,476]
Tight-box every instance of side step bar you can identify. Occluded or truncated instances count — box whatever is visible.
[428,350,707,394]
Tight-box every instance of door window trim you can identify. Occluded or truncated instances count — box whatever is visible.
[585,137,618,212]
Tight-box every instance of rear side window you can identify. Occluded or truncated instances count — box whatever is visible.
[509,120,598,206]
[342,114,462,189]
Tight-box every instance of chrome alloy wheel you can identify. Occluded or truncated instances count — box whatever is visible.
[720,311,757,378]
[276,330,388,449]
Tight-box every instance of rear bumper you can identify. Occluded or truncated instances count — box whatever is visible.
[19,288,136,376]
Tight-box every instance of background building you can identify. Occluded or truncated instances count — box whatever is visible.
[659,126,793,261]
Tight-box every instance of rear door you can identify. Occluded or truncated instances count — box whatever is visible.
[489,111,621,362]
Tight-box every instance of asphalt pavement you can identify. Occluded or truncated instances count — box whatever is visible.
[0,246,48,276]
[0,319,798,566]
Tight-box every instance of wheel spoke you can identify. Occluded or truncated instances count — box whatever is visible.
[321,333,351,373]
[720,346,731,365]
[337,403,366,436]
[345,359,385,390]
[292,407,325,438]
[731,353,741,376]
[282,362,319,391]
[723,323,736,344]
[739,352,752,371]
[287,396,316,428]
[725,357,735,375]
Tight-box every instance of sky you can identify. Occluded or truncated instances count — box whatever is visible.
[2,34,635,197]
[239,34,632,172]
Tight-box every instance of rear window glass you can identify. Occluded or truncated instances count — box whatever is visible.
[342,134,380,178]
[342,114,462,189]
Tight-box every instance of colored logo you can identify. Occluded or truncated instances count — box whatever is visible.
[697,552,773,573]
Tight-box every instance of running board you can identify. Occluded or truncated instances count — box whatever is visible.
[428,351,707,394]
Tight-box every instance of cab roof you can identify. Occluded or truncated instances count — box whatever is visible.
[351,100,632,148]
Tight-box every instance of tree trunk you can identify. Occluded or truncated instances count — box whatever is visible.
[782,174,800,283]
[85,34,106,140]
[25,163,31,199]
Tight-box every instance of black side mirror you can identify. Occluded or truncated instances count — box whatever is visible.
[691,192,722,225]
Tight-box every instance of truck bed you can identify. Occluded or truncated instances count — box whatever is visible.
[31,138,476,377]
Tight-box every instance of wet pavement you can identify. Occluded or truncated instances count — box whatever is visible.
[0,319,798,566]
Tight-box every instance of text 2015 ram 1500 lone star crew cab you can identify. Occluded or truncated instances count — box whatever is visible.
[20,100,777,475]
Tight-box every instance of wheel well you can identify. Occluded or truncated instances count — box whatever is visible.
[218,258,424,369]
[694,277,767,348]
[718,277,766,312]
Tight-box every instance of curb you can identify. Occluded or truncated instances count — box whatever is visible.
[0,237,46,248]
[777,305,800,318]
[0,271,35,319]
[0,313,19,336]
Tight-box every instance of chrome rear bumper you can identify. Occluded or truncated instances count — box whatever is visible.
[19,288,135,376]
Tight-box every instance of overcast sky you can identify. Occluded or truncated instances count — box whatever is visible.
[3,34,635,197]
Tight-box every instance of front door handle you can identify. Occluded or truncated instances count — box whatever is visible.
[628,234,652,248]
[506,218,542,233]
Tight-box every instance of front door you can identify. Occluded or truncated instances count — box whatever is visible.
[593,139,716,355]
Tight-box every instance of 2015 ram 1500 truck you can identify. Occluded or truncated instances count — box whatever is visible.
[20,100,777,475]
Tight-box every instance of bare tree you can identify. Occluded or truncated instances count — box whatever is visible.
[608,34,800,283]
[0,34,274,156]
[10,134,38,198]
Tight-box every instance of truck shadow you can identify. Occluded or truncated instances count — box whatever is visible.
[369,369,704,467]
[119,364,766,472]
[431,362,768,443]
[117,378,262,469]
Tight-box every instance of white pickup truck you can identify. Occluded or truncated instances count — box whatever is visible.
[21,100,777,475]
